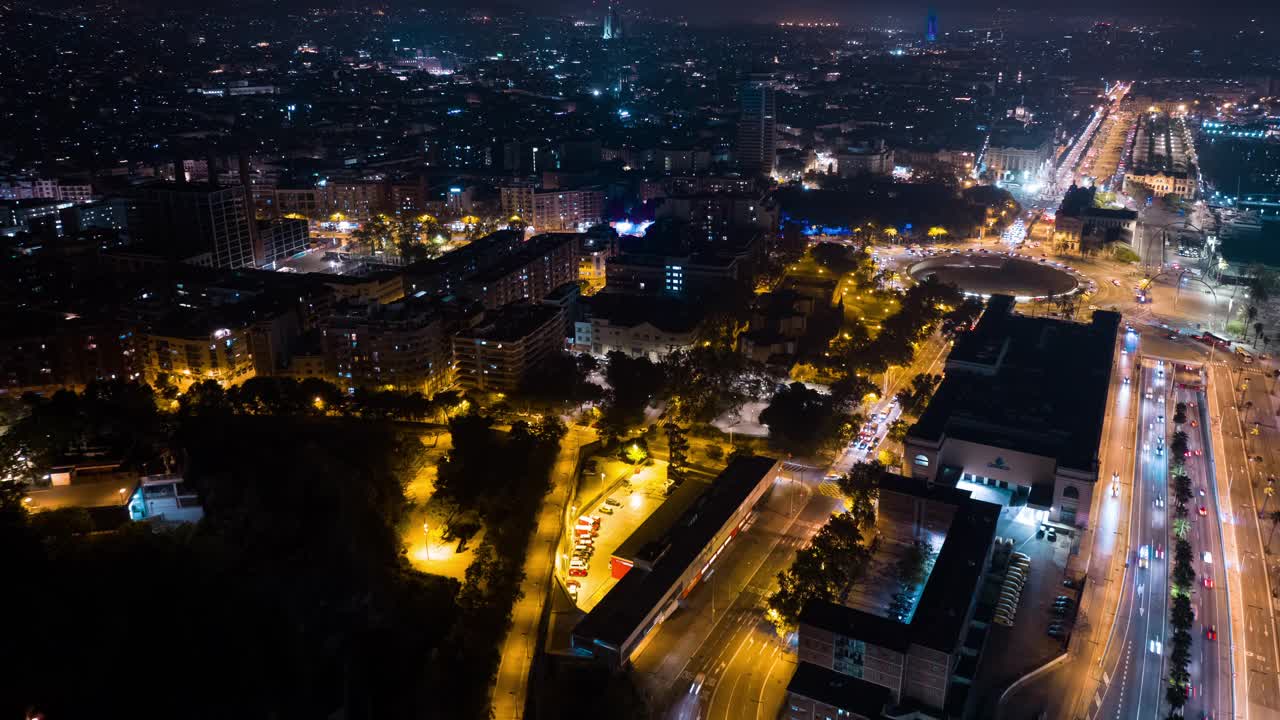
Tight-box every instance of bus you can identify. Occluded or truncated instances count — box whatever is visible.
[1196,332,1231,350]
[1235,347,1254,363]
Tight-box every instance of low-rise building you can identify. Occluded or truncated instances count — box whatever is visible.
[574,293,702,360]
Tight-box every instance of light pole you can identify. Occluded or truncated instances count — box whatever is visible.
[423,521,430,561]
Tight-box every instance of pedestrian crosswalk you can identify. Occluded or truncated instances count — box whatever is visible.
[817,481,844,498]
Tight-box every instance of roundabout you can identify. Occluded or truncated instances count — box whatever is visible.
[909,251,1085,301]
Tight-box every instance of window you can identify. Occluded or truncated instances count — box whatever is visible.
[1063,486,1080,500]
[913,454,930,467]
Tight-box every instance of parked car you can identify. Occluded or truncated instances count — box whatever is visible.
[598,506,614,515]
[605,498,622,507]
[569,567,588,577]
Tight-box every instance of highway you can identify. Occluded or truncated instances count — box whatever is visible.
[1096,355,1170,720]
[1207,358,1280,718]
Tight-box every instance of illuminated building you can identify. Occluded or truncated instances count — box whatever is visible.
[903,296,1119,529]
[788,473,1000,720]
[737,74,777,176]
[321,297,453,396]
[452,302,566,392]
[926,8,938,42]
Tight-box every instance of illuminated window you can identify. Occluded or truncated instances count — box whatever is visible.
[913,454,930,467]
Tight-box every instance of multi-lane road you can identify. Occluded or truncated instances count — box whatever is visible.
[1207,358,1280,718]
[1178,372,1232,717]
[1096,353,1171,720]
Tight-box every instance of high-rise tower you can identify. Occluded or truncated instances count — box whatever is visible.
[926,8,938,42]
[736,74,777,176]
[603,3,621,40]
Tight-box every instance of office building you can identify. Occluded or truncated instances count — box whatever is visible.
[737,75,777,176]
[903,295,1120,528]
[135,183,257,269]
[983,122,1054,184]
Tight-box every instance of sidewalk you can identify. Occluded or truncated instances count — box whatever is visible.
[489,425,595,720]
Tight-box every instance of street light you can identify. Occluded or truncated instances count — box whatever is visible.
[423,521,430,561]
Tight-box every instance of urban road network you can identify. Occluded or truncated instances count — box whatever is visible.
[485,75,1280,720]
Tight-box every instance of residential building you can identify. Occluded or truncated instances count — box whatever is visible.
[452,302,566,392]
[462,232,578,309]
[323,180,387,219]
[135,314,256,388]
[502,185,604,231]
[321,297,453,396]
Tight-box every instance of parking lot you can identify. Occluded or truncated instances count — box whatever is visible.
[972,504,1082,711]
[562,454,699,613]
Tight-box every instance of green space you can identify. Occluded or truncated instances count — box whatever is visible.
[0,377,560,720]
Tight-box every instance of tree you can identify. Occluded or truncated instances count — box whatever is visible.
[623,440,648,466]
[1172,517,1190,540]
[600,352,665,437]
[838,461,883,531]
[1269,510,1280,547]
[665,423,690,486]
[1173,402,1187,425]
[516,352,604,409]
[661,347,770,425]
[1169,431,1189,460]
[887,419,910,443]
[760,382,845,457]
[1256,323,1266,347]
[1246,305,1259,341]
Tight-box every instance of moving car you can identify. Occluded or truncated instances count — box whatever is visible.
[569,567,588,577]
[598,506,614,515]
[1206,626,1217,641]
[1198,505,1207,516]
[1204,576,1215,589]
[691,673,706,695]
[605,497,622,507]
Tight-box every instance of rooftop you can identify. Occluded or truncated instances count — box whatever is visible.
[456,302,562,343]
[573,455,778,651]
[798,473,1000,655]
[908,295,1119,474]
[585,293,705,335]
[786,662,892,718]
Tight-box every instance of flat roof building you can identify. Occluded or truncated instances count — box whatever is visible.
[572,455,782,667]
[903,295,1120,528]
[788,474,1001,720]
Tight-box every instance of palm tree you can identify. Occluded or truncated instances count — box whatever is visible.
[1270,509,1280,547]
[1172,517,1190,540]
[1256,323,1265,348]
[1246,305,1259,341]
[883,227,899,245]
